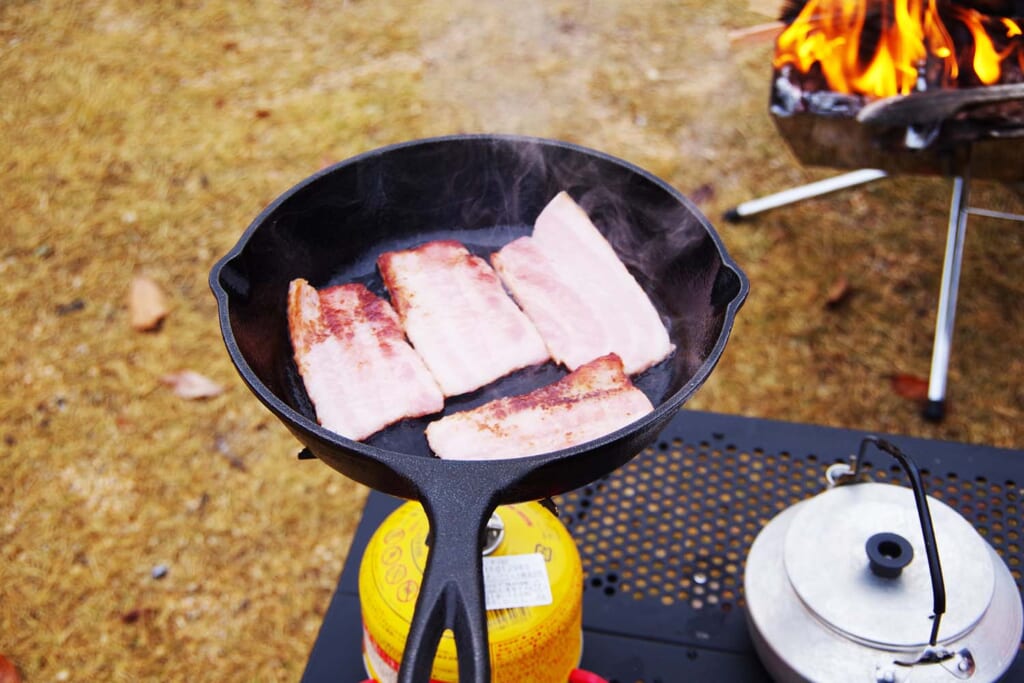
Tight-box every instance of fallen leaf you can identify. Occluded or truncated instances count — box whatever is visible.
[161,371,224,400]
[557,17,579,34]
[768,226,788,244]
[55,299,86,316]
[688,183,716,205]
[889,374,929,401]
[130,275,168,331]
[825,276,851,309]
[0,655,21,683]
[215,435,248,471]
[121,607,158,625]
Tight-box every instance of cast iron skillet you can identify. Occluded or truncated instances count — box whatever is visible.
[210,134,748,682]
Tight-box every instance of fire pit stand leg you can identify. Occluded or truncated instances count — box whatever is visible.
[722,169,888,222]
[923,174,970,423]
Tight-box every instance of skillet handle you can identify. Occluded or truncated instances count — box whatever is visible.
[397,488,494,683]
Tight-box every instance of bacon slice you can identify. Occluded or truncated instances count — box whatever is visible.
[491,192,674,375]
[378,240,550,397]
[425,354,654,460]
[287,279,444,441]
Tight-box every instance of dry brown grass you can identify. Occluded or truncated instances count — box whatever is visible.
[1,1,1021,681]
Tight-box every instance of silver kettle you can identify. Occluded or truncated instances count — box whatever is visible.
[744,437,1023,682]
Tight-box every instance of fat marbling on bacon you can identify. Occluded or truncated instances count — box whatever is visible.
[491,191,675,375]
[287,279,444,441]
[425,353,654,460]
[377,240,550,397]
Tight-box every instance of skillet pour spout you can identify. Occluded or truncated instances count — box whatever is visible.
[210,134,748,682]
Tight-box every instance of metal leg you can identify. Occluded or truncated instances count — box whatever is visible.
[723,169,888,221]
[923,175,970,423]
[725,165,1019,422]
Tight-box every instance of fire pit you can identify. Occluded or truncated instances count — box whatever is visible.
[771,0,1024,176]
[727,0,1024,421]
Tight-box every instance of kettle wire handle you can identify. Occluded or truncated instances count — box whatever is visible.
[833,435,948,647]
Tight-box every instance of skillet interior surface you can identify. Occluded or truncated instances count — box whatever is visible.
[215,135,744,464]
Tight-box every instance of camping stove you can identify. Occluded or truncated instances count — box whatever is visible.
[744,437,1023,682]
[357,500,609,683]
[301,411,1024,682]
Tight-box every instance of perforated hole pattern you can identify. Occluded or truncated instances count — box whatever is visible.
[554,436,1023,617]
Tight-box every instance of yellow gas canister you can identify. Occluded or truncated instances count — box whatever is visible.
[359,500,584,683]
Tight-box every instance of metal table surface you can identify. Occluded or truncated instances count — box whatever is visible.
[301,409,1024,682]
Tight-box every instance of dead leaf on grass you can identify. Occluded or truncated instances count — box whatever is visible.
[55,298,86,316]
[0,655,21,683]
[121,607,159,625]
[825,276,851,309]
[161,371,224,400]
[889,373,929,401]
[688,183,715,205]
[129,275,168,331]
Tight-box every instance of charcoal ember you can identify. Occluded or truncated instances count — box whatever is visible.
[771,82,865,118]
[771,65,866,117]
[804,91,866,117]
[771,70,805,115]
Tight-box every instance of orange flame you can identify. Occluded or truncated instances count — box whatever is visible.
[950,6,1000,85]
[1014,18,1024,72]
[774,0,1022,98]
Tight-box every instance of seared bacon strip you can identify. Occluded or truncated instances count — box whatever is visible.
[287,279,444,441]
[378,240,550,397]
[425,354,654,460]
[491,191,674,375]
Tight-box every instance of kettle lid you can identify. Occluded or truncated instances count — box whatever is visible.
[783,482,995,648]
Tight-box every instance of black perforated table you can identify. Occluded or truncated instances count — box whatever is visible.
[302,410,1024,682]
